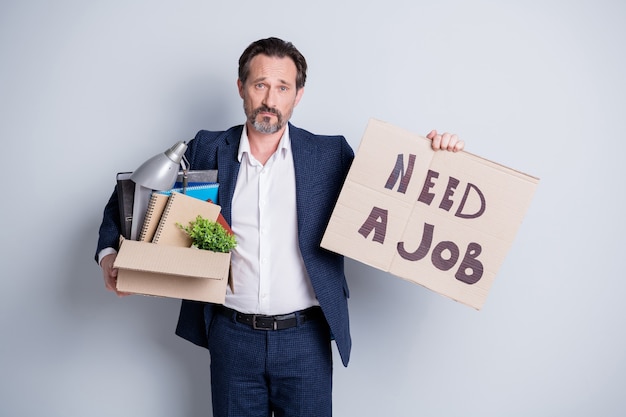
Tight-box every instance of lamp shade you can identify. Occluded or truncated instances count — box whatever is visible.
[130,141,188,190]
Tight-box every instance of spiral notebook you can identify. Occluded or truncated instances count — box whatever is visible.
[138,193,170,242]
[151,191,222,247]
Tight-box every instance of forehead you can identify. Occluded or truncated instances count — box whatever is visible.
[247,54,298,85]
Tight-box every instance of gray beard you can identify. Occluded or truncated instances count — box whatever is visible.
[252,116,282,134]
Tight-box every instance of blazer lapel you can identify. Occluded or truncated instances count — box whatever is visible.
[216,126,243,227]
[290,124,318,236]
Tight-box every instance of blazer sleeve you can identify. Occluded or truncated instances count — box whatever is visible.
[94,186,122,263]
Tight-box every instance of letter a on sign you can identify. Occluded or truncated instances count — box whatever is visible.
[358,207,388,244]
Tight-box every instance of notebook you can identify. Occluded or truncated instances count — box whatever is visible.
[138,193,170,242]
[152,191,222,247]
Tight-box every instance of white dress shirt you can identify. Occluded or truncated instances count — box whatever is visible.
[224,124,318,315]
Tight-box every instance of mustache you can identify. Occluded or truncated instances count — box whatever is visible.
[253,105,280,117]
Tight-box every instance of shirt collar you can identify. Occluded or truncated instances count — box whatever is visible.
[238,123,291,163]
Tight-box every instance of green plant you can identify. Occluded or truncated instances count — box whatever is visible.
[177,215,237,253]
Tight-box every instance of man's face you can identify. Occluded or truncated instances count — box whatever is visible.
[238,54,304,135]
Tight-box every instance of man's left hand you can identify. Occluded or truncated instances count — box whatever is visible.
[427,130,464,152]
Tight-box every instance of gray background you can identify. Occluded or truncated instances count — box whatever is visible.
[1,1,624,416]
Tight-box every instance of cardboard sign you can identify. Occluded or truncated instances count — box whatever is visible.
[321,119,539,309]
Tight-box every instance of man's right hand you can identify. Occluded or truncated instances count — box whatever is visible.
[100,253,130,296]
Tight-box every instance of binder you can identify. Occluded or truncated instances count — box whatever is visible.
[174,169,218,188]
[152,191,222,247]
[116,172,135,239]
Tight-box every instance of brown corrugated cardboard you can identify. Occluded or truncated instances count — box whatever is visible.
[114,238,231,303]
[321,119,539,310]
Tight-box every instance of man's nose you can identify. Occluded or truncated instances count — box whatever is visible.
[262,88,278,108]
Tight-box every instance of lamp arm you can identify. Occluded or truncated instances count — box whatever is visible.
[180,154,190,193]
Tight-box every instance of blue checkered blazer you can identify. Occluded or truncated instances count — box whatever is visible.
[96,123,354,366]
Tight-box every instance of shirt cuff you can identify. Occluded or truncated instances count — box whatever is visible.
[98,247,118,266]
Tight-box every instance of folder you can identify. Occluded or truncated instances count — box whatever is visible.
[158,183,219,204]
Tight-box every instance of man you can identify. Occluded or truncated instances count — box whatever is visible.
[96,37,464,417]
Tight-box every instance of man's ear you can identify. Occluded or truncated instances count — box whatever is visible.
[237,79,244,99]
[294,87,305,107]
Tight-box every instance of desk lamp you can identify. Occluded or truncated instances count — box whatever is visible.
[129,141,189,239]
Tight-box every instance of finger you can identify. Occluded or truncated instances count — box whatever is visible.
[432,136,442,150]
[450,134,461,149]
[103,266,118,291]
[105,277,116,292]
[426,129,437,140]
[106,273,131,296]
[445,133,462,151]
[430,133,442,150]
[105,273,117,291]
[440,133,452,150]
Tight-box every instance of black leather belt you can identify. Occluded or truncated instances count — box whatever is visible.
[218,306,324,331]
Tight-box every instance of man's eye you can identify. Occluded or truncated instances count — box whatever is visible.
[255,83,265,89]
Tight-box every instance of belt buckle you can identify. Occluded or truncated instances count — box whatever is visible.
[252,315,276,330]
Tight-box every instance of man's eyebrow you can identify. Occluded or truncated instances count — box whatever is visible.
[250,76,294,86]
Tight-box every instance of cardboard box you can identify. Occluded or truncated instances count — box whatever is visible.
[321,119,539,310]
[114,238,231,303]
